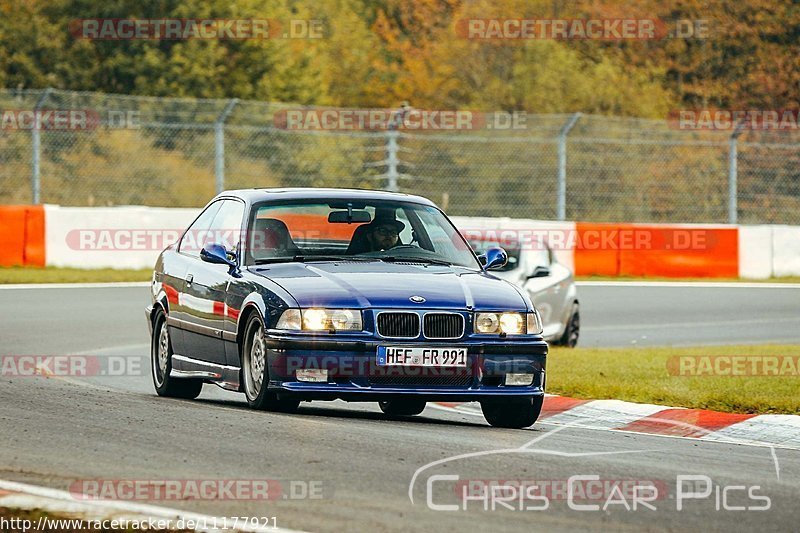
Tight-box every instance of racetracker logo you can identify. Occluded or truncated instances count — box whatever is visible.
[66,228,335,251]
[69,18,325,40]
[273,109,528,131]
[69,479,324,501]
[0,355,144,377]
[455,19,710,40]
[461,228,717,252]
[669,109,800,131]
[1,109,100,131]
[667,356,800,376]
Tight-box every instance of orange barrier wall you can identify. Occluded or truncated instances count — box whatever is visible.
[573,223,622,276]
[0,206,45,267]
[574,222,738,278]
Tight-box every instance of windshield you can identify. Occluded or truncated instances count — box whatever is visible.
[244,199,480,269]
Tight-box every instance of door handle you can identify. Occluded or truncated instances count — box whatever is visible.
[186,274,193,286]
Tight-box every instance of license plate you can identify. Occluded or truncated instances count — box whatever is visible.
[376,346,467,367]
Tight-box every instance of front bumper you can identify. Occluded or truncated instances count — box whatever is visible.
[264,334,547,402]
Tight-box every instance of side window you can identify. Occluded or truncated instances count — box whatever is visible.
[529,249,550,268]
[179,201,223,258]
[208,200,246,256]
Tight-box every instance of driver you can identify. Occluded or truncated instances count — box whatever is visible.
[364,214,405,252]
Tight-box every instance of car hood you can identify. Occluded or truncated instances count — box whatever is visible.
[248,262,529,311]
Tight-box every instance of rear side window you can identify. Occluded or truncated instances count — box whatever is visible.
[178,201,222,258]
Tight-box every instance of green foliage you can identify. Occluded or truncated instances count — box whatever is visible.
[1,0,796,114]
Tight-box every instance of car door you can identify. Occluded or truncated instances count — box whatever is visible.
[169,200,224,357]
[520,246,567,338]
[542,247,573,337]
[180,198,245,365]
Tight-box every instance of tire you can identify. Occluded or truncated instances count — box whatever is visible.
[151,310,203,399]
[557,303,580,348]
[379,399,426,416]
[481,395,544,429]
[241,313,300,413]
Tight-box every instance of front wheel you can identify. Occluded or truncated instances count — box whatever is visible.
[481,395,543,429]
[242,313,300,413]
[151,310,203,399]
[379,399,426,416]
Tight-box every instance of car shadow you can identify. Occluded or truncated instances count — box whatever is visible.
[194,397,488,428]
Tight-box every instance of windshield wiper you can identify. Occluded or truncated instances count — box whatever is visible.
[381,256,452,266]
[254,255,378,265]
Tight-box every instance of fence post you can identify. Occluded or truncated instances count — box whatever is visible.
[383,103,411,192]
[214,98,238,194]
[557,112,581,221]
[385,129,400,192]
[728,121,745,225]
[31,88,53,204]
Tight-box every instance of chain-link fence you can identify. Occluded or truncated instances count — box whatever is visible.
[1,88,798,224]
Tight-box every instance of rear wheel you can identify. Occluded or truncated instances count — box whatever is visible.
[557,303,580,348]
[151,310,203,399]
[481,395,543,429]
[242,313,300,413]
[379,399,427,416]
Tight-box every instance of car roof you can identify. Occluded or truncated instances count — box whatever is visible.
[217,187,438,207]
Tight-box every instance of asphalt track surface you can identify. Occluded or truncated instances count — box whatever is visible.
[0,283,799,531]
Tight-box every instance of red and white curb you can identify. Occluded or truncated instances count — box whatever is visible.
[434,395,800,450]
[0,480,306,533]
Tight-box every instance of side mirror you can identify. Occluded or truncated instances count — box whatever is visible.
[527,265,551,279]
[480,247,508,271]
[201,243,236,268]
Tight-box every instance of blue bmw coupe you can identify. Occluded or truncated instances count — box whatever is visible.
[146,188,547,428]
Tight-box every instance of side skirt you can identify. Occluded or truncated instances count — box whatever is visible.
[171,354,241,392]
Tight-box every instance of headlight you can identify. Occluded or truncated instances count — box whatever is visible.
[474,311,542,335]
[475,313,500,333]
[499,312,524,334]
[275,308,362,332]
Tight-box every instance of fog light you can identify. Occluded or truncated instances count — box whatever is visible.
[505,373,534,386]
[296,369,328,383]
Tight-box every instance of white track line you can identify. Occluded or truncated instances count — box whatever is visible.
[577,281,800,289]
[0,282,150,290]
[0,479,307,533]
[428,403,800,452]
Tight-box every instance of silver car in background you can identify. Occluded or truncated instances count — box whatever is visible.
[469,239,580,347]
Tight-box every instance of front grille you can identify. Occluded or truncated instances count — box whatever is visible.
[368,363,473,388]
[377,312,420,338]
[423,313,464,339]
[369,373,473,388]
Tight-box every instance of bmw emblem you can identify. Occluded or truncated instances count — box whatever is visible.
[409,295,426,303]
